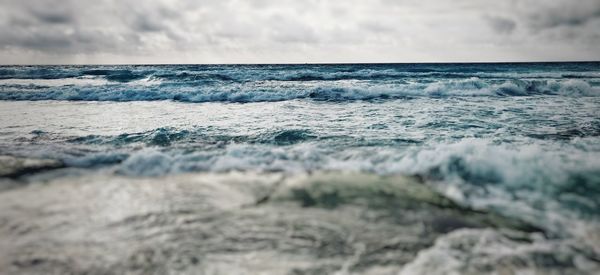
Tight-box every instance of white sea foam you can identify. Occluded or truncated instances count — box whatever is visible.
[127,76,163,86]
[0,77,111,87]
[1,77,599,101]
[400,229,600,275]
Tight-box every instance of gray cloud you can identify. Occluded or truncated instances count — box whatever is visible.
[525,0,600,30]
[24,0,74,24]
[485,16,516,34]
[133,16,164,33]
[0,0,598,64]
[30,9,73,24]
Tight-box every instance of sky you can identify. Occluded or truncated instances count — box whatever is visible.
[0,0,599,64]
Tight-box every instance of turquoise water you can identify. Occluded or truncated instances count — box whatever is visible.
[1,63,599,274]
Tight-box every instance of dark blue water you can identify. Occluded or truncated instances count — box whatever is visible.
[1,63,599,102]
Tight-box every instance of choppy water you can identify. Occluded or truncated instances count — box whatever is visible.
[1,63,599,274]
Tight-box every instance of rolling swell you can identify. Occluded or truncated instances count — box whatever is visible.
[81,69,146,82]
[1,78,599,102]
[67,127,318,147]
[1,63,599,103]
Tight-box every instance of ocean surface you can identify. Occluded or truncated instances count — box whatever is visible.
[0,63,599,274]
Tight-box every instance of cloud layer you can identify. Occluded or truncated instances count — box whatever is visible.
[0,0,599,64]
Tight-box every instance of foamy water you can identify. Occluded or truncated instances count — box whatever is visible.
[1,63,599,274]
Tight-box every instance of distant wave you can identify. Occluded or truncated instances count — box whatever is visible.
[0,77,111,87]
[2,63,599,102]
[2,63,599,81]
[2,69,599,83]
[1,78,599,102]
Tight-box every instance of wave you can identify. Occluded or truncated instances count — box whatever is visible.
[269,70,600,82]
[80,69,146,82]
[67,127,318,147]
[1,78,599,102]
[3,69,599,83]
[53,137,595,242]
[2,63,599,82]
[6,129,600,237]
[388,139,600,236]
[8,169,591,274]
[0,67,80,80]
[68,127,193,147]
[97,137,600,234]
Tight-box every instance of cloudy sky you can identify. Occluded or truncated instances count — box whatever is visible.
[0,0,599,64]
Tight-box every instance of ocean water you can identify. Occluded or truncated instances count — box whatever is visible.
[1,63,599,274]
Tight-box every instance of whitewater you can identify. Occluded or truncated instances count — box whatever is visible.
[1,63,599,274]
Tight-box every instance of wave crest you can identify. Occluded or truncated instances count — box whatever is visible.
[2,78,599,102]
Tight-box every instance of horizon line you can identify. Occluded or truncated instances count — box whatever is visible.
[1,61,599,66]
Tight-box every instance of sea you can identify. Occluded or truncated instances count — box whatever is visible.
[0,63,599,274]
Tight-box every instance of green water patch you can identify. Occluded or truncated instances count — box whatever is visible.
[269,172,542,234]
[0,155,64,178]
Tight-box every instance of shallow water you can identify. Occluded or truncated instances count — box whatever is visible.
[1,63,599,274]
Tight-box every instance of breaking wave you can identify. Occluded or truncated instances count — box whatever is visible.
[1,78,598,102]
[60,133,600,232]
[80,137,598,236]
[2,63,599,102]
[389,139,600,237]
